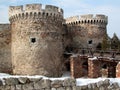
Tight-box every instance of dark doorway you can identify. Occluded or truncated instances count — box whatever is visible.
[82,61,88,77]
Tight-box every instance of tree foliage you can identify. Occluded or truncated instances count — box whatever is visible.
[101,34,110,51]
[111,33,120,50]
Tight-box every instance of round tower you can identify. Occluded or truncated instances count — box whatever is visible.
[66,14,108,50]
[9,4,64,77]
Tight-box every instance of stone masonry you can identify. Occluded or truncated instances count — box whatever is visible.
[65,14,108,50]
[0,3,110,77]
[9,4,64,77]
[0,24,12,74]
[0,77,120,90]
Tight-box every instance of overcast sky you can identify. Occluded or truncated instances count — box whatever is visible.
[0,0,120,38]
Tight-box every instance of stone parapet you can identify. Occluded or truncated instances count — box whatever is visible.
[9,4,63,22]
[66,14,108,25]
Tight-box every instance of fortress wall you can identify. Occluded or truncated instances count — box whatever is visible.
[0,28,12,74]
[66,14,108,24]
[65,14,108,49]
[9,4,64,77]
[0,24,10,31]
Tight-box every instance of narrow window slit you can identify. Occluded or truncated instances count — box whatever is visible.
[31,38,36,43]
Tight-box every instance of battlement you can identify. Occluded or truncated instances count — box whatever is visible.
[65,14,108,25]
[9,4,63,21]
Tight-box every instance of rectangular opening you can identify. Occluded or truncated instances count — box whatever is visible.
[31,38,36,43]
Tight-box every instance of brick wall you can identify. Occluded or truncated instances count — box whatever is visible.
[70,55,118,78]
[70,55,88,78]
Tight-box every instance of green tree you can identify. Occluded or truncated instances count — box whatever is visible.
[111,33,120,51]
[101,34,110,51]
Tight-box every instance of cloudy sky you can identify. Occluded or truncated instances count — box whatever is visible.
[0,0,120,38]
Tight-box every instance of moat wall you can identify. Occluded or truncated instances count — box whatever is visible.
[0,77,120,90]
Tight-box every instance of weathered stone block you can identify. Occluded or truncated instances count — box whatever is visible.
[0,86,5,90]
[10,85,16,90]
[18,77,28,84]
[51,88,57,90]
[96,81,104,87]
[4,78,19,85]
[29,77,42,82]
[72,86,81,90]
[87,83,99,90]
[22,83,34,90]
[109,82,120,89]
[80,85,88,90]
[103,79,110,86]
[34,79,51,89]
[57,87,65,90]
[99,86,105,90]
[0,79,4,86]
[51,80,63,88]
[66,87,72,90]
[42,79,51,88]
[2,85,11,90]
[45,88,51,90]
[15,85,22,90]
[63,78,76,87]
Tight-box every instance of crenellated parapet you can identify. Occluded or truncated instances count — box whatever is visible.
[65,14,108,25]
[9,4,63,22]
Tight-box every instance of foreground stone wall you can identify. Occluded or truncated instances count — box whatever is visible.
[0,77,120,90]
[0,27,12,73]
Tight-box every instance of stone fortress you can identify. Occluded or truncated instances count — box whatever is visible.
[2,3,119,78]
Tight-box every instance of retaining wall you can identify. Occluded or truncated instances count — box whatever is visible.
[0,77,120,90]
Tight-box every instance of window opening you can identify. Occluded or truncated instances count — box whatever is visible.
[31,38,36,43]
[88,40,92,44]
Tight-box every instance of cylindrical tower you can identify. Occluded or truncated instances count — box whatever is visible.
[66,14,108,50]
[9,4,64,77]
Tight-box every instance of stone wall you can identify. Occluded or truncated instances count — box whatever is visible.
[0,27,12,74]
[0,24,10,31]
[0,77,120,90]
[65,14,108,50]
[9,4,64,77]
